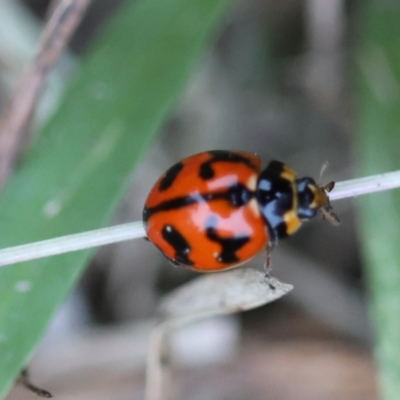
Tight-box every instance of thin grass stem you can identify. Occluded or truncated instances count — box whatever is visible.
[0,221,145,267]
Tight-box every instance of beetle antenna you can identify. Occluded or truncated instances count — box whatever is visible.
[319,161,329,184]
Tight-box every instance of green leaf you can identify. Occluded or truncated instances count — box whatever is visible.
[356,2,400,399]
[0,0,231,396]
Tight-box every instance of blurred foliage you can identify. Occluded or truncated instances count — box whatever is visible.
[356,1,400,399]
[0,0,231,396]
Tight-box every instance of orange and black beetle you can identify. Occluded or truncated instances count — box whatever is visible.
[143,150,338,272]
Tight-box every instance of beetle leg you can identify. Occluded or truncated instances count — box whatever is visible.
[264,243,273,278]
[263,243,276,289]
[164,254,195,269]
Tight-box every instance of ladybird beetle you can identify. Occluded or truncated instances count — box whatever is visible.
[143,150,338,272]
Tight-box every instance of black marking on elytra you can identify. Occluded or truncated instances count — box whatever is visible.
[144,196,198,221]
[163,254,184,268]
[144,183,255,220]
[161,225,193,266]
[158,162,184,191]
[203,183,253,207]
[199,150,259,180]
[206,227,250,264]
[143,207,150,223]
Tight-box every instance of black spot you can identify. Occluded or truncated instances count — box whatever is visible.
[144,196,198,220]
[199,150,259,180]
[144,183,254,220]
[206,227,250,264]
[162,225,193,266]
[204,183,253,207]
[163,255,182,267]
[225,183,252,207]
[159,162,184,191]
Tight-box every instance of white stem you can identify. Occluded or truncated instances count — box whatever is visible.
[329,169,400,201]
[0,169,400,268]
[0,221,145,267]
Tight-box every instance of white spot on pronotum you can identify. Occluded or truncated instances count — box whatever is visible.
[43,199,62,217]
[166,225,172,232]
[258,179,271,191]
[15,280,32,293]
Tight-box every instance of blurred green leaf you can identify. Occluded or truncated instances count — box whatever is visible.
[357,2,400,399]
[0,0,231,396]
